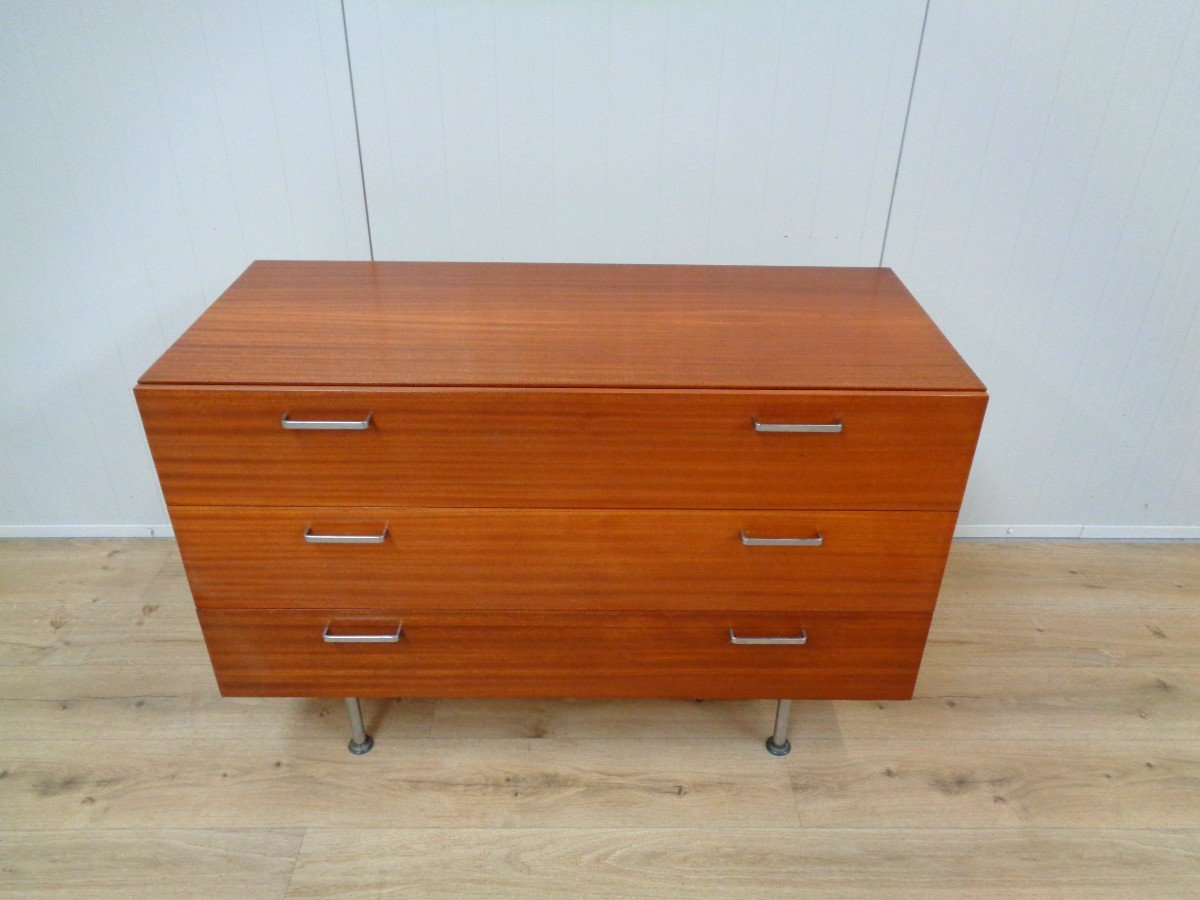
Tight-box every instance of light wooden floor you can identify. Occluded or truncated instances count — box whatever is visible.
[0,540,1197,898]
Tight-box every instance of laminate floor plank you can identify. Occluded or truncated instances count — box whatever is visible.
[0,693,435,741]
[0,828,302,899]
[0,738,797,831]
[925,604,1200,668]
[5,664,1194,744]
[850,664,1200,741]
[783,739,1200,828]
[2,737,1193,832]
[8,664,1194,743]
[0,540,174,600]
[0,553,203,667]
[430,697,790,741]
[0,602,207,667]
[0,664,218,699]
[939,540,1200,609]
[429,666,1200,742]
[285,826,1200,898]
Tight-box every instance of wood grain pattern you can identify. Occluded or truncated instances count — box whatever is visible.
[938,538,1200,608]
[1,539,1198,895]
[925,604,1200,669]
[0,595,207,668]
[783,740,1200,829]
[14,570,1195,673]
[196,608,930,699]
[0,539,173,600]
[6,666,1198,744]
[0,692,436,744]
[428,667,1200,743]
[132,262,987,713]
[0,829,303,898]
[136,386,986,511]
[137,261,985,391]
[172,506,955,612]
[0,737,798,831]
[2,733,1197,831]
[287,827,1200,897]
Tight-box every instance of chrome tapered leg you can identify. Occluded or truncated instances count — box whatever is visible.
[765,699,792,756]
[345,697,374,755]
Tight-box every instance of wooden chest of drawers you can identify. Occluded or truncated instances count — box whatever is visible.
[136,261,986,755]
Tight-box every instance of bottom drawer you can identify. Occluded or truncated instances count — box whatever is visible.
[197,608,931,700]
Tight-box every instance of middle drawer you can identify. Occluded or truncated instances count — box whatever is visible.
[174,507,955,612]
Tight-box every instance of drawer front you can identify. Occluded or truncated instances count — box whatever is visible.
[137,387,986,510]
[197,608,931,699]
[174,507,955,612]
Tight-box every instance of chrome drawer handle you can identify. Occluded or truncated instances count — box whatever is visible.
[304,526,389,544]
[729,629,808,646]
[752,418,842,433]
[323,623,403,643]
[282,413,372,430]
[740,530,823,547]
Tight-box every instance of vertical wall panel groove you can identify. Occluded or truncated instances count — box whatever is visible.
[885,0,1200,531]
[3,0,1196,535]
[0,0,371,533]
[344,0,926,266]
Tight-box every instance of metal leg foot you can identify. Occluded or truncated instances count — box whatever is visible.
[765,699,792,756]
[345,697,374,755]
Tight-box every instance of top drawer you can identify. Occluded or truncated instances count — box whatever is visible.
[136,387,985,510]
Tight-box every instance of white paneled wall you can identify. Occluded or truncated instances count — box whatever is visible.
[0,0,370,535]
[344,0,925,263]
[1,0,1198,536]
[884,0,1200,537]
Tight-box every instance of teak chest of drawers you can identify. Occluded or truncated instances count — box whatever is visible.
[136,261,986,755]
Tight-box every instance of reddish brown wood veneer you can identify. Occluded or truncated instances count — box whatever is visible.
[140,261,985,392]
[136,387,985,511]
[135,261,986,707]
[172,506,956,613]
[197,608,932,700]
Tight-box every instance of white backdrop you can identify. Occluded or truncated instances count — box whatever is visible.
[2,0,1197,537]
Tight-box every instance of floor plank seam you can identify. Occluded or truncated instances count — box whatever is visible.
[281,827,307,899]
[1,826,1197,834]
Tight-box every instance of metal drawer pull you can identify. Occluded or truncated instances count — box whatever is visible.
[740,530,823,547]
[729,629,808,646]
[304,526,389,544]
[752,418,842,433]
[281,413,372,430]
[323,623,403,643]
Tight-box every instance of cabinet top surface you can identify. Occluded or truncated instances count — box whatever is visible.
[139,261,984,391]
